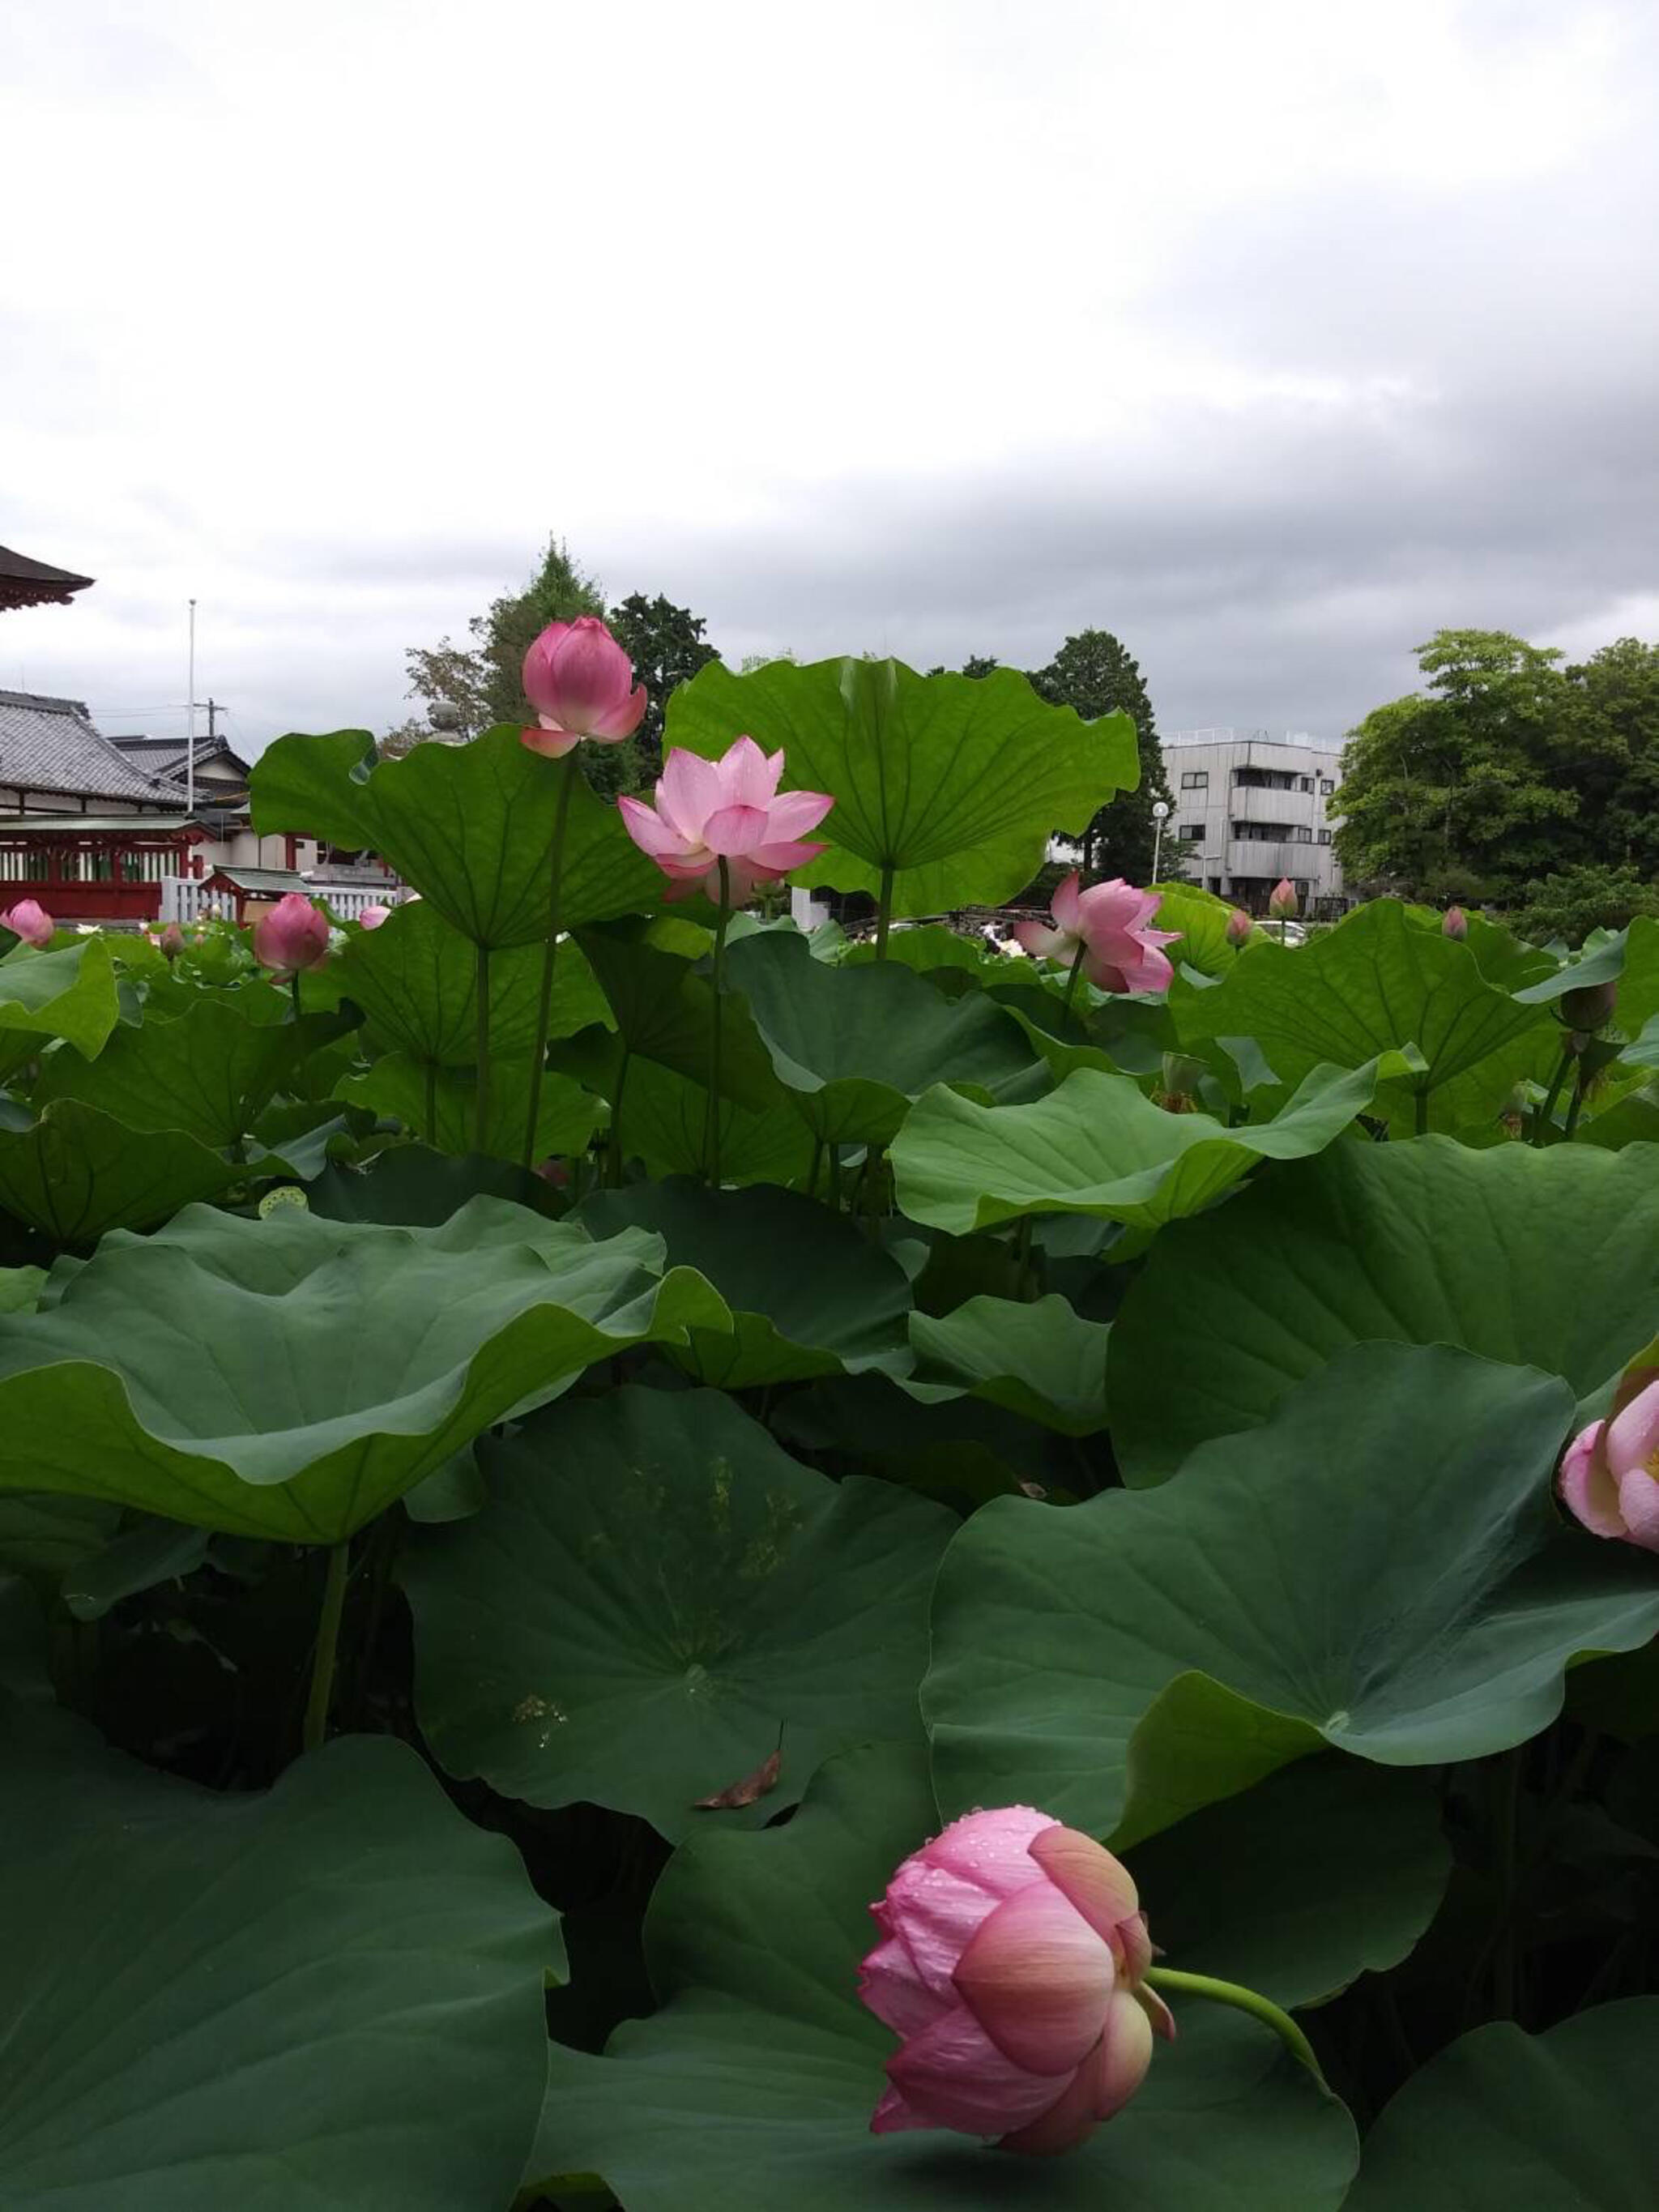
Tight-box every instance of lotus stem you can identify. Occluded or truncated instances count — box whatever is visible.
[424,1059,438,1147]
[1414,1086,1430,1137]
[290,971,303,1021]
[1531,1044,1575,1146]
[808,1136,824,1199]
[705,859,732,1186]
[1144,1967,1328,2092]
[523,752,579,1172]
[1060,942,1087,1018]
[607,1047,632,1187]
[875,860,895,959]
[1562,1063,1591,1143]
[474,943,492,1155]
[302,1539,351,1754]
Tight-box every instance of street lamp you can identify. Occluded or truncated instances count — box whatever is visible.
[1151,800,1170,882]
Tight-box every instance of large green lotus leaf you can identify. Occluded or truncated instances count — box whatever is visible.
[305,1147,561,1225]
[1511,916,1659,1039]
[1149,883,1242,979]
[891,1059,1384,1236]
[1343,2000,1657,2211]
[32,997,348,1146]
[576,917,787,1108]
[250,724,663,947]
[575,1179,913,1385]
[0,1099,242,1241]
[663,655,1141,916]
[603,1053,812,1185]
[1128,1758,1450,2008]
[403,1387,952,1838]
[529,1743,1358,2212]
[0,936,120,1063]
[924,1346,1659,1846]
[0,1198,731,1540]
[1109,1137,1659,1484]
[900,1292,1111,1434]
[723,929,1045,1147]
[1174,901,1553,1126]
[337,1049,603,1164]
[0,1492,121,1593]
[0,1728,550,2212]
[841,920,1015,984]
[333,895,608,1065]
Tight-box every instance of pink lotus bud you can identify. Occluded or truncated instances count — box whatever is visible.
[1,899,54,949]
[1560,979,1617,1032]
[1012,872,1180,997]
[159,922,186,959]
[252,893,331,976]
[1442,907,1468,941]
[1224,907,1252,948]
[1267,878,1299,920]
[521,616,648,758]
[1559,1369,1659,1552]
[358,903,391,930]
[619,737,833,906]
[859,1805,1173,2155]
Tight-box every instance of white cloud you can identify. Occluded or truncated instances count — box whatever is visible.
[2,0,1655,751]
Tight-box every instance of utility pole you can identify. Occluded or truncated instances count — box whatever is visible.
[186,600,196,818]
[205,698,220,742]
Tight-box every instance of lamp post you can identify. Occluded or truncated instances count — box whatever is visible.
[1151,799,1169,882]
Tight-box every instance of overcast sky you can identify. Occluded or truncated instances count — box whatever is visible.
[4,0,1657,758]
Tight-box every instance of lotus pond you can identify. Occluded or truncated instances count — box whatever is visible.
[0,649,1654,2210]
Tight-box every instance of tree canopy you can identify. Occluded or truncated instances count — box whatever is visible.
[1029,630,1177,883]
[1334,629,1659,936]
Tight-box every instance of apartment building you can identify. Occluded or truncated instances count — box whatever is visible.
[1162,728,1350,917]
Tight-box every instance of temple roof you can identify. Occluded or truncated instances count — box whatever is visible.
[0,691,180,804]
[0,545,95,613]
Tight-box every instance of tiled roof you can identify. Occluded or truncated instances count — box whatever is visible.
[0,545,94,610]
[109,733,252,783]
[0,691,180,805]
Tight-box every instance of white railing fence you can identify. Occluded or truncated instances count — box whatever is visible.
[159,878,404,926]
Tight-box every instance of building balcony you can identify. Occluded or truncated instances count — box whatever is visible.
[1230,782,1317,825]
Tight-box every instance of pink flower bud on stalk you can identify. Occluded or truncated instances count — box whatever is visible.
[1224,907,1253,948]
[519,617,648,758]
[860,1807,1175,2154]
[252,893,331,977]
[619,737,834,904]
[1442,907,1468,940]
[1559,979,1618,1032]
[159,922,186,959]
[1013,873,1179,996]
[1559,1370,1659,1552]
[0,899,53,948]
[1267,878,1299,921]
[358,904,391,930]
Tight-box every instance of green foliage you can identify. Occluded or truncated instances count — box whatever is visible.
[1031,627,1181,883]
[1335,628,1659,925]
[3,666,1656,2206]
[605,589,720,779]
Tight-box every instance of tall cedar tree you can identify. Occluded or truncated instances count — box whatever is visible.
[1029,630,1177,882]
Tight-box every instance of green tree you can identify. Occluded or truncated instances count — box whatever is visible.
[1336,623,1659,907]
[1030,630,1178,882]
[605,592,719,780]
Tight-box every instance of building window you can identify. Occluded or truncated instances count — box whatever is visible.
[1179,770,1208,790]
[1294,825,1312,843]
[1295,775,1313,792]
[1180,823,1203,842]
[1320,777,1335,795]
[1317,829,1332,845]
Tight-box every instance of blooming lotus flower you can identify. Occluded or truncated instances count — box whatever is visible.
[253,893,331,976]
[1443,907,1468,940]
[860,1805,1173,2156]
[158,921,186,959]
[1559,1370,1659,1552]
[359,903,391,929]
[1224,907,1253,948]
[1013,873,1179,996]
[1268,878,1299,920]
[1,899,53,949]
[618,737,833,904]
[521,616,647,758]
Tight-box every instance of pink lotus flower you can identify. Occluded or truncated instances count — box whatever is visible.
[521,616,647,759]
[860,1805,1173,2156]
[618,737,833,904]
[1268,878,1299,920]
[1013,873,1179,996]
[158,921,186,959]
[1,899,53,949]
[1443,907,1468,940]
[359,903,391,930]
[1559,1370,1659,1552]
[1224,907,1253,948]
[253,893,331,976]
